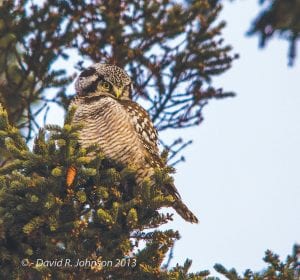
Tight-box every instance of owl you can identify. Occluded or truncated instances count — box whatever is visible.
[67,63,198,224]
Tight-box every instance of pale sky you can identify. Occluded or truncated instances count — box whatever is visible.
[162,0,300,276]
[42,1,300,277]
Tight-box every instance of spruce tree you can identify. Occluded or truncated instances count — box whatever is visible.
[0,103,213,279]
[1,1,298,280]
[0,0,235,278]
[0,0,236,146]
[215,245,300,280]
[248,0,300,66]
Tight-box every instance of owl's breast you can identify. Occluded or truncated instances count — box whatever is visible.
[71,96,146,166]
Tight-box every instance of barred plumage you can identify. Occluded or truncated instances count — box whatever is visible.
[68,63,198,223]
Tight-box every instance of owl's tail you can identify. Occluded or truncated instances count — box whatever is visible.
[163,181,198,224]
[173,200,199,224]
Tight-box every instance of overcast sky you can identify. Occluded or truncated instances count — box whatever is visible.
[42,0,300,277]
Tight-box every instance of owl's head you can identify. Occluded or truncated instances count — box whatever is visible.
[75,63,132,99]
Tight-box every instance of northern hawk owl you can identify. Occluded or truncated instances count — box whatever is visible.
[68,63,198,224]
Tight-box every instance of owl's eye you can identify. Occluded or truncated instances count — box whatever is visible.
[99,80,111,91]
[123,85,132,97]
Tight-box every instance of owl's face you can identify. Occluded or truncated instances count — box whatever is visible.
[75,63,132,99]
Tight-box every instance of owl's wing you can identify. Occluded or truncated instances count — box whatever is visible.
[120,99,182,200]
[120,99,162,167]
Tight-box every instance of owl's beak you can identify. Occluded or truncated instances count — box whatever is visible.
[114,86,123,99]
